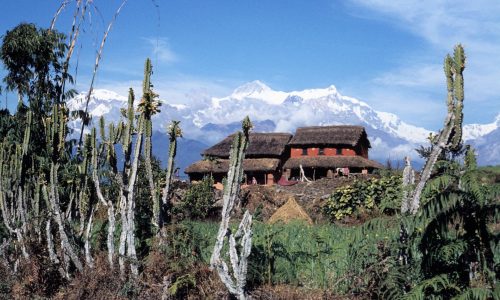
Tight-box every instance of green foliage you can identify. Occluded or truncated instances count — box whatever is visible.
[1,23,68,103]
[323,175,403,220]
[136,156,165,257]
[177,176,215,220]
[168,274,196,298]
[409,148,500,298]
[341,216,417,299]
[0,109,17,143]
[161,223,206,267]
[182,220,404,292]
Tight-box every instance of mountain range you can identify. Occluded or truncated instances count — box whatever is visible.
[66,81,500,171]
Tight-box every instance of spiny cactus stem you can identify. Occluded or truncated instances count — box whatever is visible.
[159,121,181,230]
[48,163,83,272]
[211,116,253,300]
[89,123,116,267]
[410,44,465,214]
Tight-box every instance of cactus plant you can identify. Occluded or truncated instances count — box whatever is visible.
[139,58,163,231]
[89,59,161,277]
[400,156,415,214]
[159,120,182,229]
[409,44,466,214]
[210,116,253,300]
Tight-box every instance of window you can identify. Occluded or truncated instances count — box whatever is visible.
[336,148,342,155]
[301,148,308,156]
[318,148,324,155]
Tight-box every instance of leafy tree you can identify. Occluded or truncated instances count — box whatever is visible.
[0,23,74,173]
[1,23,71,110]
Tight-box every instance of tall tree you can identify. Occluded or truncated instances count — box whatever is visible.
[1,23,69,111]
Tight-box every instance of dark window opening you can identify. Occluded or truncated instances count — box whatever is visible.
[336,148,342,155]
[302,148,308,156]
[318,148,324,155]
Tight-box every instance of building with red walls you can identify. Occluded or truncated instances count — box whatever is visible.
[283,125,383,180]
[185,125,383,184]
[185,133,292,185]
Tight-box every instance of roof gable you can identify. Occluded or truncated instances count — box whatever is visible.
[288,125,370,147]
[203,132,292,158]
[185,158,281,173]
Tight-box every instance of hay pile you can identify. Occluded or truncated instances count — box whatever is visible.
[268,197,313,225]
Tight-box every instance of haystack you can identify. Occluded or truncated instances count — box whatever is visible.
[268,197,312,225]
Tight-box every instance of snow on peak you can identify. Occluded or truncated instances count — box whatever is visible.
[290,85,339,100]
[219,81,350,106]
[376,111,432,143]
[67,89,127,110]
[463,113,500,141]
[90,89,128,102]
[226,80,287,105]
[90,103,112,117]
[232,80,271,95]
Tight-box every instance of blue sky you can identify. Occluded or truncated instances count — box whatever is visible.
[0,0,499,130]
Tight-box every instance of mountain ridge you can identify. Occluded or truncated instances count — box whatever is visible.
[66,82,500,166]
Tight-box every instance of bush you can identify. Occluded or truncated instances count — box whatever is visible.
[323,176,402,221]
[178,176,215,220]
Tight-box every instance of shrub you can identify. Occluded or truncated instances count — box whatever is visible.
[178,176,215,220]
[323,176,402,221]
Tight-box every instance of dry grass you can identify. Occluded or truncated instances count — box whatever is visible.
[55,254,124,300]
[268,197,313,225]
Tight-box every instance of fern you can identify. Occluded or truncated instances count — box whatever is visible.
[452,287,496,300]
[405,274,461,299]
[409,148,499,298]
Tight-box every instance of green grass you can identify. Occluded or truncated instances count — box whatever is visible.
[476,165,500,191]
[182,219,400,291]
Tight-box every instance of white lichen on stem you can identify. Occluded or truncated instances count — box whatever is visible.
[210,116,253,300]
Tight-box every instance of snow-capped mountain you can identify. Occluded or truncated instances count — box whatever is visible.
[66,81,500,167]
[202,81,431,143]
[67,89,193,137]
[464,114,500,166]
[66,90,127,134]
[463,114,500,141]
[66,90,208,174]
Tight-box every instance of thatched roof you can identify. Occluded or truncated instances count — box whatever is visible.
[268,197,313,225]
[288,125,371,147]
[283,156,384,169]
[203,133,292,158]
[185,158,281,174]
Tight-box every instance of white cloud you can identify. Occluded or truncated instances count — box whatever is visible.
[345,0,500,125]
[373,64,443,88]
[143,37,178,64]
[84,73,235,108]
[347,0,500,46]
[368,136,423,163]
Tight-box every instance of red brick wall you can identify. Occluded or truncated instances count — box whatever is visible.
[308,148,319,156]
[291,148,303,157]
[291,147,361,157]
[343,148,356,156]
[323,148,337,156]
